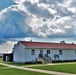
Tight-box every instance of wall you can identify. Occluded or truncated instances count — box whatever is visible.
[48,49,76,61]
[13,43,76,63]
[13,42,25,63]
[24,49,76,62]
[24,49,39,62]
[60,50,76,60]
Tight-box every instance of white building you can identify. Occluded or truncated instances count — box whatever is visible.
[13,41,76,63]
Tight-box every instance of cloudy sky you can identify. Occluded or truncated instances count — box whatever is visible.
[0,0,76,53]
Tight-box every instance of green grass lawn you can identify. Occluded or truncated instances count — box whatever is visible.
[2,61,44,67]
[31,63,76,74]
[2,62,42,66]
[3,62,28,66]
[0,58,39,67]
[0,64,6,67]
[0,65,53,75]
[0,58,3,62]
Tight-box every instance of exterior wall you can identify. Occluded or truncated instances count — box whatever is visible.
[23,49,76,62]
[24,49,39,62]
[47,49,76,61]
[13,43,76,63]
[59,50,76,60]
[13,42,25,63]
[48,49,59,60]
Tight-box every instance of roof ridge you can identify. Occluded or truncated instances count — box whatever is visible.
[19,41,75,45]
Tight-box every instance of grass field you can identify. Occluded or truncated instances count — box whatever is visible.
[31,63,76,74]
[1,57,76,74]
[0,58,31,66]
[0,65,53,75]
[0,58,3,61]
[2,61,43,67]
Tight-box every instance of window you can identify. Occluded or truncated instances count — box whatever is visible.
[40,50,43,54]
[31,49,35,55]
[59,50,62,55]
[47,50,50,54]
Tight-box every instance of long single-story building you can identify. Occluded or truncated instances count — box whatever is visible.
[13,41,76,63]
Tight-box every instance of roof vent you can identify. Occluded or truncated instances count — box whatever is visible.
[30,40,32,42]
[60,41,65,44]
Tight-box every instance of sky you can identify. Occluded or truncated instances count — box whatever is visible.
[0,0,76,53]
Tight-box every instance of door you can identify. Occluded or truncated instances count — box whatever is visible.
[40,50,43,55]
[39,50,43,57]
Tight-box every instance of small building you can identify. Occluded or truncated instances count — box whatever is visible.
[3,53,13,62]
[13,41,76,63]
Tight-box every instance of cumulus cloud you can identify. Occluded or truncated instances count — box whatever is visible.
[0,41,16,53]
[0,0,76,44]
[23,2,54,18]
[0,0,76,53]
[0,5,32,38]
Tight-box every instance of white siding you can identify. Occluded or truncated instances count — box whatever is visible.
[13,43,76,63]
[49,49,59,60]
[60,50,76,60]
[13,42,25,63]
[24,49,39,62]
[48,49,76,61]
[24,49,60,62]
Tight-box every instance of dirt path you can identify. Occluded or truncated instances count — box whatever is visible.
[0,63,76,75]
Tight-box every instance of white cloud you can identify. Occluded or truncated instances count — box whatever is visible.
[0,0,76,40]
[0,41,16,53]
[0,0,76,52]
[64,25,71,29]
[24,37,32,41]
[13,0,25,3]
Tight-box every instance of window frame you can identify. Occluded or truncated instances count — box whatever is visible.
[31,49,35,55]
[47,50,50,54]
[59,50,62,55]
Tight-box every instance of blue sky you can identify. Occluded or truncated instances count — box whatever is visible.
[0,0,16,10]
[0,0,76,53]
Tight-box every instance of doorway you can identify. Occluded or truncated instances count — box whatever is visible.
[39,50,43,58]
